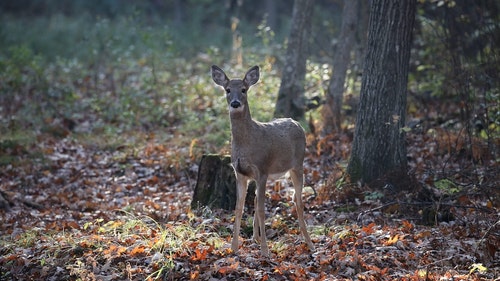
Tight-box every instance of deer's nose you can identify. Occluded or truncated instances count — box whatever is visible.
[230,101,241,108]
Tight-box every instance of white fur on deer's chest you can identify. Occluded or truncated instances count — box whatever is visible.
[228,104,245,114]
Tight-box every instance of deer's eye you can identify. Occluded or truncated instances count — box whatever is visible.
[241,89,246,93]
[225,88,230,94]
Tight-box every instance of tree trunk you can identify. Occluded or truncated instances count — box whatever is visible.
[322,0,359,134]
[173,0,184,28]
[191,154,255,211]
[274,0,314,120]
[347,0,416,185]
[265,0,277,31]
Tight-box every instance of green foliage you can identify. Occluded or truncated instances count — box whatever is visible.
[364,191,384,201]
[0,44,44,88]
[434,178,460,195]
[0,45,47,125]
[335,206,358,213]
[256,19,276,48]
[15,229,40,248]
[0,129,42,166]
[0,11,285,154]
[410,15,447,97]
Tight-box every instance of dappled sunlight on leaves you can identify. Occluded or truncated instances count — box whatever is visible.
[0,131,497,280]
[0,40,498,281]
[0,2,498,278]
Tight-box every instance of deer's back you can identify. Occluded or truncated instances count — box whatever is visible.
[231,118,305,176]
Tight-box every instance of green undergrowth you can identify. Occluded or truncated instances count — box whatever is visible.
[0,11,334,146]
[0,212,228,280]
[0,13,294,158]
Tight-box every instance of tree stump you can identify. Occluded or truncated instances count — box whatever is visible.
[191,154,255,211]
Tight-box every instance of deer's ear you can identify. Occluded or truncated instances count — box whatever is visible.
[211,65,229,86]
[244,66,259,86]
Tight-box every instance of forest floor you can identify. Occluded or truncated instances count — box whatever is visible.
[0,125,499,280]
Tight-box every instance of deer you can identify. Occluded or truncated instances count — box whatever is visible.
[211,65,314,257]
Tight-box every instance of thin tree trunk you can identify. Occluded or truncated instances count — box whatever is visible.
[347,0,416,184]
[274,0,314,120]
[349,0,369,99]
[173,0,184,28]
[265,1,277,31]
[322,0,359,134]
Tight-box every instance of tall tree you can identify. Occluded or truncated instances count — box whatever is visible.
[265,1,278,31]
[274,0,314,120]
[322,0,359,133]
[347,0,416,184]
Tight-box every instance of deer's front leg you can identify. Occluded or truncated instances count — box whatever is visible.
[254,176,269,257]
[253,194,261,243]
[232,174,248,254]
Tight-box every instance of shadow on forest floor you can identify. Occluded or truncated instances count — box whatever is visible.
[0,123,498,280]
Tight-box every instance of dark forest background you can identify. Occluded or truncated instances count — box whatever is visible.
[0,1,499,280]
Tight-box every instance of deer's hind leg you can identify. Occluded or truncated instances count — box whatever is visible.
[290,168,314,251]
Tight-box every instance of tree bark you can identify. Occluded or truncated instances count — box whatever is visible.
[347,0,416,184]
[265,0,277,31]
[191,154,255,211]
[322,0,359,134]
[274,0,314,120]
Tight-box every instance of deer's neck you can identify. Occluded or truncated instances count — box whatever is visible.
[229,106,256,144]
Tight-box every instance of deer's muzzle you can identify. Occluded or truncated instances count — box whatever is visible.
[230,101,241,108]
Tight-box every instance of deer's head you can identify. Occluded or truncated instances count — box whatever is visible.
[211,65,260,115]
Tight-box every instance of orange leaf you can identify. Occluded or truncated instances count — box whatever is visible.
[273,266,283,275]
[191,248,208,261]
[401,220,414,231]
[190,270,199,280]
[312,170,321,182]
[365,264,381,272]
[3,254,18,261]
[362,222,376,234]
[129,245,146,256]
[486,200,493,208]
[103,244,118,255]
[116,246,127,255]
[385,234,399,246]
[218,262,239,274]
[415,230,431,240]
[145,200,161,210]
[147,175,159,185]
[270,192,281,202]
